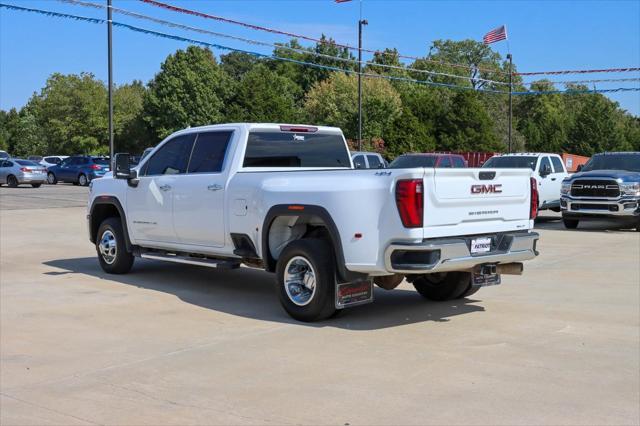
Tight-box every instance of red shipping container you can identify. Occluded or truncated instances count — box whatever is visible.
[562,153,590,172]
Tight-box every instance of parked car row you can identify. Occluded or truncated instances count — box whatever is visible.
[0,159,47,187]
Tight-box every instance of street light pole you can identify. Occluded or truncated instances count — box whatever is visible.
[107,0,114,165]
[507,53,513,153]
[357,18,367,151]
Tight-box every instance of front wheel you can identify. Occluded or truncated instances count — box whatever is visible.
[47,172,57,184]
[563,218,579,229]
[276,239,336,322]
[412,272,473,301]
[96,217,134,274]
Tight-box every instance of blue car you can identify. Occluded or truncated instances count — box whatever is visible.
[46,156,110,186]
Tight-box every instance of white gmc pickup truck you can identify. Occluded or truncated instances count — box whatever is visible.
[88,123,540,321]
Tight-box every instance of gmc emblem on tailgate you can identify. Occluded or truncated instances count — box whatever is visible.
[471,184,502,194]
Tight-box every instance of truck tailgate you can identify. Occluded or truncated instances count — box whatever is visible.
[424,168,533,238]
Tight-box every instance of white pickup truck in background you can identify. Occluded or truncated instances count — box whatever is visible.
[88,123,540,321]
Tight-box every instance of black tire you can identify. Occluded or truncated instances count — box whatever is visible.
[563,218,579,229]
[412,272,472,301]
[96,217,134,274]
[47,172,57,185]
[276,238,336,322]
[31,183,42,188]
[78,173,88,186]
[7,175,18,188]
[457,280,481,299]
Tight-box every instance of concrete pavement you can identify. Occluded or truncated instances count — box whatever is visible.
[1,185,639,425]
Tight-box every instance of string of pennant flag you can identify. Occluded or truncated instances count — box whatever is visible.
[57,0,510,86]
[0,2,638,96]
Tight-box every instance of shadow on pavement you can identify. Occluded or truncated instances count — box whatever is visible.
[43,256,485,330]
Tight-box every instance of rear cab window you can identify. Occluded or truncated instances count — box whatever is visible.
[452,157,466,168]
[438,156,452,168]
[550,156,565,173]
[353,155,366,169]
[243,130,350,168]
[367,155,382,168]
[188,131,233,173]
[539,156,552,173]
[482,156,537,170]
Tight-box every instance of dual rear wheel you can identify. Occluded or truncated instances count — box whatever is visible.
[412,272,479,301]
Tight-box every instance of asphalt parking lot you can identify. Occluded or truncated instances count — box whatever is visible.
[1,184,639,425]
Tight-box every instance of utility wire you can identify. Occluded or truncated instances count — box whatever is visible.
[59,0,510,86]
[138,0,511,75]
[1,3,638,97]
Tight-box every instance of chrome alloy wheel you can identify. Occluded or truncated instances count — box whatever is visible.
[283,256,317,306]
[98,230,117,265]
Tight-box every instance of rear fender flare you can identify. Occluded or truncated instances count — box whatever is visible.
[262,204,363,282]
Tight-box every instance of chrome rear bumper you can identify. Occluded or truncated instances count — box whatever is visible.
[384,231,539,274]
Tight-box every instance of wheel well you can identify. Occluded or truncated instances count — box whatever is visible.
[267,214,332,267]
[90,204,120,244]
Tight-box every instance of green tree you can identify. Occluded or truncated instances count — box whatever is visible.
[0,108,20,152]
[27,72,108,154]
[270,36,355,95]
[227,64,300,123]
[144,46,232,139]
[516,80,567,152]
[220,51,260,80]
[114,81,152,153]
[303,72,402,141]
[9,112,47,157]
[437,91,500,151]
[566,93,627,155]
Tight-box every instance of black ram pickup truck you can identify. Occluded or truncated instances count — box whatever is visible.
[560,152,640,231]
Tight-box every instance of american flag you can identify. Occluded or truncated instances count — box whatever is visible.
[483,25,508,44]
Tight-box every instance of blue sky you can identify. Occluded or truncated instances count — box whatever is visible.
[1,0,639,115]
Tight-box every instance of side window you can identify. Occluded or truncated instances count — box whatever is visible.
[67,158,80,166]
[1,161,11,167]
[144,134,196,176]
[188,131,233,174]
[551,156,564,173]
[353,155,366,169]
[78,157,89,165]
[539,156,552,174]
[452,157,466,168]
[439,156,452,168]
[367,155,382,168]
[60,158,71,167]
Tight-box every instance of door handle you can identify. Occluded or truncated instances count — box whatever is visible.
[159,184,172,192]
[551,178,556,181]
[207,184,223,191]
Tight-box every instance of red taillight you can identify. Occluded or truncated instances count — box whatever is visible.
[90,164,101,170]
[396,179,424,228]
[530,177,539,220]
[20,167,32,172]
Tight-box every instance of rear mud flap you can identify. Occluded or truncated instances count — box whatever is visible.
[336,279,374,309]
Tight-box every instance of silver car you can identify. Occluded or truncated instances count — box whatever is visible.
[0,159,47,187]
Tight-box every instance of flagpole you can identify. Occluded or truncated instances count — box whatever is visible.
[507,52,512,154]
[506,29,512,154]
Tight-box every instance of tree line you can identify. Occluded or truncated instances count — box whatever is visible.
[1,38,638,159]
